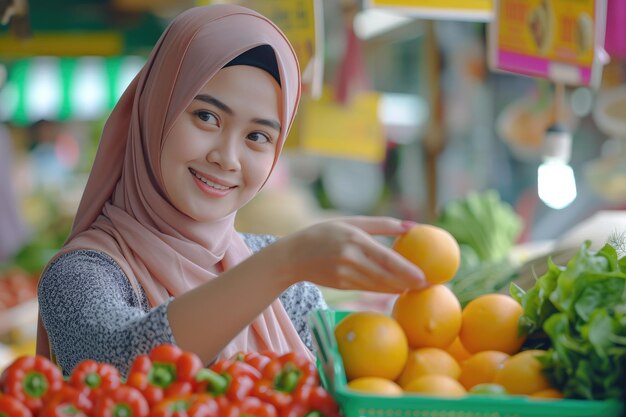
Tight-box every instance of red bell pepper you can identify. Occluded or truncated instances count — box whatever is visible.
[149,394,219,417]
[280,403,305,417]
[39,385,93,417]
[283,385,340,417]
[0,356,64,413]
[127,344,203,406]
[234,352,272,374]
[0,394,33,417]
[237,396,278,417]
[206,359,231,375]
[214,396,238,417]
[94,385,149,417]
[252,364,334,417]
[195,359,261,402]
[251,379,292,413]
[262,353,318,394]
[306,386,340,417]
[69,360,121,403]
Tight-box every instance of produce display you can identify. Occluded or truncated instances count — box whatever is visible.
[307,224,625,417]
[512,241,626,401]
[0,269,38,312]
[333,290,545,398]
[0,344,340,417]
[2,222,624,417]
[334,224,531,397]
[0,268,39,354]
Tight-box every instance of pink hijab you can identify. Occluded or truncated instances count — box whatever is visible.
[37,4,313,362]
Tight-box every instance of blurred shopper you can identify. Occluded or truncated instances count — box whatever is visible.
[0,124,29,261]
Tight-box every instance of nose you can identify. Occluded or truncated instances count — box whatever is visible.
[206,131,240,171]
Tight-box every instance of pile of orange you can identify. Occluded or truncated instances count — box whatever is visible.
[334,224,562,399]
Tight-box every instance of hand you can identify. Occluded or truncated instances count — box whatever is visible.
[276,216,427,293]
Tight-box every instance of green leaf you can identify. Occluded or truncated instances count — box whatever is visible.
[509,282,525,304]
[544,313,581,370]
[436,190,522,263]
[516,259,561,334]
[575,276,626,322]
[550,242,610,314]
[584,310,615,355]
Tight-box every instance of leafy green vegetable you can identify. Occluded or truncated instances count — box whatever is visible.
[449,254,518,306]
[438,190,522,305]
[437,190,522,263]
[512,242,626,401]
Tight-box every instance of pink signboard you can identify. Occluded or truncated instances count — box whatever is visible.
[489,0,608,87]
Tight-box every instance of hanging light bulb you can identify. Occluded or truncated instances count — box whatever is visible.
[537,124,577,210]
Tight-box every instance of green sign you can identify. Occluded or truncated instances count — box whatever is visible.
[0,56,145,125]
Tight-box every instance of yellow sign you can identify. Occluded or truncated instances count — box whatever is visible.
[369,0,493,21]
[298,89,386,163]
[202,0,323,96]
[0,32,123,58]
[490,0,607,86]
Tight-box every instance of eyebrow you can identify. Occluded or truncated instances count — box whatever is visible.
[252,117,281,133]
[195,94,233,114]
[194,94,282,133]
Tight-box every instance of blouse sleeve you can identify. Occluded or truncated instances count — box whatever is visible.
[279,282,328,351]
[38,250,176,377]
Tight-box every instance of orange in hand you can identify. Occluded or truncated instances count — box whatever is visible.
[392,224,460,284]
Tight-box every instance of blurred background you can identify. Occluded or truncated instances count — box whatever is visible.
[0,0,625,364]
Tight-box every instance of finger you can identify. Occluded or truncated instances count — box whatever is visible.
[355,235,427,289]
[347,244,427,292]
[336,263,409,294]
[339,216,417,236]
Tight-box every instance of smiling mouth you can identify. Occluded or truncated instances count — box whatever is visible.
[189,168,235,191]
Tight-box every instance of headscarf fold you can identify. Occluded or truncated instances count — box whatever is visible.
[37,4,313,362]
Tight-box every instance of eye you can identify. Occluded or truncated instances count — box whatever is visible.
[194,110,219,125]
[247,131,272,144]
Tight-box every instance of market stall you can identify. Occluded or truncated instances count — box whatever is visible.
[0,0,625,415]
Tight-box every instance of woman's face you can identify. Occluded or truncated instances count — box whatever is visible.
[161,65,282,222]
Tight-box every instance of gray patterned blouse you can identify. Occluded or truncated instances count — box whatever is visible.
[37,234,327,376]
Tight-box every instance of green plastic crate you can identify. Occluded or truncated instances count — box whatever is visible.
[308,309,625,417]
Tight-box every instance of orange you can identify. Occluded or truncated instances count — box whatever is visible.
[404,375,467,398]
[459,294,526,354]
[530,388,564,399]
[458,350,510,390]
[392,224,460,284]
[493,350,552,395]
[446,337,472,364]
[335,312,408,381]
[347,377,403,396]
[392,285,462,349]
[396,347,461,389]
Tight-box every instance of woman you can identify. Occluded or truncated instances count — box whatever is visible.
[37,4,425,376]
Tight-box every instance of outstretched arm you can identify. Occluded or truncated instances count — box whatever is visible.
[167,216,425,363]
